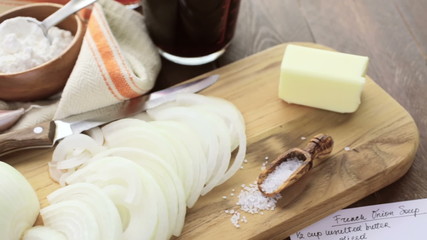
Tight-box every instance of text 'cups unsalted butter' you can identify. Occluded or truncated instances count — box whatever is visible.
[279,45,369,113]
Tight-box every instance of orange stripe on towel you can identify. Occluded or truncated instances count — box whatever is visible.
[86,37,122,100]
[95,7,142,92]
[87,7,139,99]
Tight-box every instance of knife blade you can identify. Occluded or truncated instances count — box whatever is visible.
[0,74,218,156]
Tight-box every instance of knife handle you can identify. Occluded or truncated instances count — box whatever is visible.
[0,121,55,156]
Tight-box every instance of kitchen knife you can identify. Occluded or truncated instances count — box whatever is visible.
[0,74,219,156]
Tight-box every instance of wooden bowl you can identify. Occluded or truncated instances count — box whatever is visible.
[0,3,85,102]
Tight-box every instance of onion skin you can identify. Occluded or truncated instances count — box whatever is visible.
[0,162,40,240]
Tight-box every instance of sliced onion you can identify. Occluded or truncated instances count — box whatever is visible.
[44,93,248,239]
[0,162,40,240]
[132,111,153,121]
[45,183,122,240]
[55,155,87,170]
[22,226,67,240]
[101,119,193,200]
[52,134,104,164]
[150,120,207,207]
[148,121,202,206]
[50,134,104,184]
[65,157,170,240]
[146,106,220,190]
[48,163,62,185]
[84,127,105,146]
[101,119,178,169]
[41,200,100,240]
[90,147,186,236]
[190,109,232,195]
[175,93,247,184]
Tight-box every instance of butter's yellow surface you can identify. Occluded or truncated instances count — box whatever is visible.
[279,45,369,113]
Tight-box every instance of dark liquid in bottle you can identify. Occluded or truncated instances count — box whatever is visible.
[142,0,240,58]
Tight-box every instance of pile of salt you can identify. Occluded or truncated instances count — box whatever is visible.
[226,182,282,228]
[226,156,302,228]
[260,157,303,194]
[237,182,281,214]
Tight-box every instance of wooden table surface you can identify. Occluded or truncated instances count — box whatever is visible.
[152,0,427,238]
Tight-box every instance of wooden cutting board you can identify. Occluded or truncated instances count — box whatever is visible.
[2,43,419,240]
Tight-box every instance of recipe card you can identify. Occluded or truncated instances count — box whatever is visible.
[290,198,427,240]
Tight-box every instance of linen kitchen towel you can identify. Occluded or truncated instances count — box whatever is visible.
[0,0,161,131]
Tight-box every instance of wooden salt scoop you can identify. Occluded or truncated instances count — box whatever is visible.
[257,134,334,197]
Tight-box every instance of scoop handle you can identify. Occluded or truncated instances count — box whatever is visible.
[42,0,97,30]
[304,134,334,163]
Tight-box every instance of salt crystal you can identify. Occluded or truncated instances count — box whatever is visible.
[226,155,297,228]
[261,161,268,170]
[344,146,351,151]
[260,157,304,194]
[244,159,248,163]
[237,183,281,214]
[265,156,269,160]
[301,136,306,140]
[222,196,227,199]
[230,212,243,228]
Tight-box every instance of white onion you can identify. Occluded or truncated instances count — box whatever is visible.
[45,183,122,240]
[185,108,231,195]
[175,93,247,184]
[146,106,220,189]
[45,93,248,239]
[147,103,239,194]
[101,119,178,168]
[41,200,100,240]
[148,121,202,206]
[22,226,67,240]
[65,157,170,240]
[150,120,208,207]
[132,111,153,121]
[0,162,40,240]
[84,127,105,145]
[101,119,193,200]
[89,147,186,236]
[50,134,104,184]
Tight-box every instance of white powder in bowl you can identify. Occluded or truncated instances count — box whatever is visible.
[0,16,74,74]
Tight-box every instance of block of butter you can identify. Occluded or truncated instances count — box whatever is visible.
[279,45,369,113]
